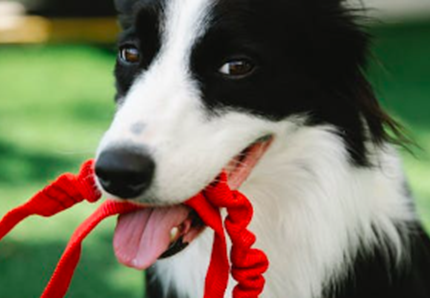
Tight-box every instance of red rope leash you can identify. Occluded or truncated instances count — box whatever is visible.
[210,178,268,298]
[186,174,269,298]
[41,201,141,298]
[0,160,269,298]
[0,160,100,241]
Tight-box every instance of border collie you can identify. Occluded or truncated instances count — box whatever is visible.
[94,0,430,297]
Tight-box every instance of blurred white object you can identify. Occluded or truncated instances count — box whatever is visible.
[0,1,26,16]
[360,0,430,21]
[0,1,48,43]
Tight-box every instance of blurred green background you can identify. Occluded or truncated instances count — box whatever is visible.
[0,1,429,297]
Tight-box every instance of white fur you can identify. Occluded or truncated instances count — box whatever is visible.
[153,123,415,298]
[97,0,416,297]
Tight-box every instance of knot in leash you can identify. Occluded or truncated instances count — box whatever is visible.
[0,160,269,298]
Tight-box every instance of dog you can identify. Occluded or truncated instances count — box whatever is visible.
[94,0,430,297]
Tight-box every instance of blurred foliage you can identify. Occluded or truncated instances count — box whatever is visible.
[367,21,430,227]
[0,21,429,297]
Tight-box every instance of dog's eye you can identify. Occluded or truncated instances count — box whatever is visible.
[219,59,255,78]
[119,45,140,64]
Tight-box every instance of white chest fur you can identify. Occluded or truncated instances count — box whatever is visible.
[151,126,413,298]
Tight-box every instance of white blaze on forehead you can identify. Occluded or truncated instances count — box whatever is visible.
[101,0,214,146]
[161,0,214,67]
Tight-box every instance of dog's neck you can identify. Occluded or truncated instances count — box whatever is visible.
[153,125,414,298]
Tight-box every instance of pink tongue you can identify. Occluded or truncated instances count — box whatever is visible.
[113,205,190,270]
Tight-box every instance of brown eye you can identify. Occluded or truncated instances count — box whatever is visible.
[119,45,140,64]
[219,59,255,78]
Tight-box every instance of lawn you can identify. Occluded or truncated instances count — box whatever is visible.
[0,22,429,297]
[0,46,144,297]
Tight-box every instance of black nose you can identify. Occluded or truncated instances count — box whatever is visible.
[95,147,155,199]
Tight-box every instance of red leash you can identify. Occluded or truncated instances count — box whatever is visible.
[0,160,269,298]
[0,160,100,241]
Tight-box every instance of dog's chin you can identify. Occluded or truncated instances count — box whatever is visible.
[112,135,273,270]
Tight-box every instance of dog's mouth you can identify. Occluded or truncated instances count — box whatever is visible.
[113,135,273,270]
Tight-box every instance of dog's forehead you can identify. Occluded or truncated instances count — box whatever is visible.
[120,0,215,55]
[120,0,306,47]
[119,0,214,27]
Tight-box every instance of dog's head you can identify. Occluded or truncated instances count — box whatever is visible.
[95,0,399,269]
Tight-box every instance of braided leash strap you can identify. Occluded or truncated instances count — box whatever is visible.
[41,201,141,298]
[187,174,269,298]
[0,161,269,298]
[0,160,100,242]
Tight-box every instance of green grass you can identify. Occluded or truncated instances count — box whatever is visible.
[0,46,144,298]
[0,22,429,297]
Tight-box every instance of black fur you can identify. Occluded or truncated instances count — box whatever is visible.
[191,0,404,166]
[114,0,401,166]
[145,268,179,298]
[325,225,430,298]
[114,0,165,99]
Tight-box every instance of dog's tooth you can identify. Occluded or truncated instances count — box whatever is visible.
[170,227,180,243]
